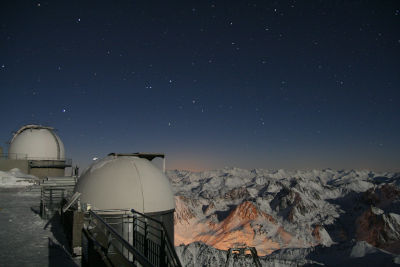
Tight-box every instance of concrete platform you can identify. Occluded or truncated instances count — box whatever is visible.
[0,188,79,266]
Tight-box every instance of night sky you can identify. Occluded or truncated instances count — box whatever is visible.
[1,1,399,172]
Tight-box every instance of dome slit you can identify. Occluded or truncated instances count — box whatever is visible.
[131,160,145,213]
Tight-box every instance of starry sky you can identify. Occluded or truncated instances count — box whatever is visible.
[0,1,399,172]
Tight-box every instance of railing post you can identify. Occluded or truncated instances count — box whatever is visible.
[144,218,148,258]
[160,228,165,267]
[132,215,136,259]
[49,188,53,218]
[40,188,44,217]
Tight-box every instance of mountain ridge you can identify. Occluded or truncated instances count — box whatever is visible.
[169,167,400,266]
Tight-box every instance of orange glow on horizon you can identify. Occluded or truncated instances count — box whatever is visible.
[166,157,215,172]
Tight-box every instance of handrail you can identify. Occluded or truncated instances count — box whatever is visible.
[88,210,154,267]
[131,209,164,224]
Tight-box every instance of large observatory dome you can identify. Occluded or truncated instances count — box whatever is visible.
[75,154,175,213]
[8,125,65,160]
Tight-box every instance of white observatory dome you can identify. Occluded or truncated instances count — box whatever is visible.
[8,125,65,160]
[75,155,175,213]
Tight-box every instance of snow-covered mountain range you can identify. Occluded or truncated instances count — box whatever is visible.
[168,168,400,266]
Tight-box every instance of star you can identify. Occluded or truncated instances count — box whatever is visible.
[0,0,398,173]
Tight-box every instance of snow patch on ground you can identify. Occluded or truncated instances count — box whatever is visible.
[0,168,37,187]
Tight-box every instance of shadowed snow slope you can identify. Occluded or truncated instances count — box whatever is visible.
[169,168,400,266]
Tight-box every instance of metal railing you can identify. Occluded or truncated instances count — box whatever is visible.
[1,153,72,166]
[83,209,181,267]
[40,178,76,219]
[130,209,181,267]
[30,158,72,168]
[41,186,73,218]
[84,210,153,267]
[0,153,28,159]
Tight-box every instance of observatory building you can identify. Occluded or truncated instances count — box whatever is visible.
[0,124,71,178]
[75,152,175,241]
[63,153,180,266]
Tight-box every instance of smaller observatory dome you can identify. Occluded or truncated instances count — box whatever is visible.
[75,154,175,213]
[8,125,65,160]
